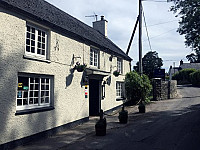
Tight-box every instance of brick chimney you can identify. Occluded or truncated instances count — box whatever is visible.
[93,16,108,37]
[180,60,183,66]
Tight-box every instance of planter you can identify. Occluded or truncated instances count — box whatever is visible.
[138,103,146,113]
[75,62,87,72]
[76,67,84,72]
[118,110,128,124]
[113,70,120,77]
[95,118,107,136]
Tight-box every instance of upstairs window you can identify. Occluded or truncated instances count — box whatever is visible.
[117,58,123,74]
[26,24,48,58]
[90,48,99,67]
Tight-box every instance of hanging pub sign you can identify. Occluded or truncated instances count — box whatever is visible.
[154,69,165,80]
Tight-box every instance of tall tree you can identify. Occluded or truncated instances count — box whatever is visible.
[171,0,200,62]
[134,51,163,78]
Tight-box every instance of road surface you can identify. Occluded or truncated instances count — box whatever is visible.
[61,85,200,150]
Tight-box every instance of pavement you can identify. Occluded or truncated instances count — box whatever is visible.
[12,104,141,150]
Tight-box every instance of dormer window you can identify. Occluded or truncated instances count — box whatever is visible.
[90,47,99,67]
[25,24,48,59]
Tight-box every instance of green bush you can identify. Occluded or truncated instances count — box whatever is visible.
[172,68,196,84]
[125,71,152,105]
[190,70,200,86]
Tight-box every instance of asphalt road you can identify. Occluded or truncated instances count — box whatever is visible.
[62,85,200,150]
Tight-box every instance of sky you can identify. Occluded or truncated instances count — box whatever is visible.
[45,0,191,71]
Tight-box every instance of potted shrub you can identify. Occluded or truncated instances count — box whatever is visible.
[95,110,107,136]
[75,62,87,72]
[118,105,128,124]
[113,70,120,77]
[138,101,145,113]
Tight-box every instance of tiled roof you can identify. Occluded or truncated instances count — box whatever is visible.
[180,63,200,70]
[0,0,132,61]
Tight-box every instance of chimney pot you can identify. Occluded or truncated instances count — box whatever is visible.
[93,16,108,37]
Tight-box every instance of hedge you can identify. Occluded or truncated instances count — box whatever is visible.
[172,68,196,84]
[190,70,200,86]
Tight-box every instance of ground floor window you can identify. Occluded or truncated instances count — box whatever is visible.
[17,74,53,111]
[116,82,125,100]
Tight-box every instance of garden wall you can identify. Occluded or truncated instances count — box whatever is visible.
[153,79,177,101]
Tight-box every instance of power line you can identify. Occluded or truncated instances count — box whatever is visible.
[142,6,152,51]
[142,0,168,2]
[146,20,179,27]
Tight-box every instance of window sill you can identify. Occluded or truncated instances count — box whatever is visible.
[23,55,51,63]
[116,97,126,101]
[15,106,54,115]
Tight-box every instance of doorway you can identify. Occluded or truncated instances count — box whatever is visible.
[89,79,100,116]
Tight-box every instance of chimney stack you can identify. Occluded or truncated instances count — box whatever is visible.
[93,16,108,37]
[180,60,183,66]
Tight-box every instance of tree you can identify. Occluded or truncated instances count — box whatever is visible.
[134,51,163,79]
[171,0,200,62]
[125,71,152,105]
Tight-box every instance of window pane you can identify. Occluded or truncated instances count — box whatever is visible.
[42,50,45,55]
[41,98,45,103]
[24,91,28,98]
[37,49,41,55]
[42,31,45,37]
[30,91,33,97]
[35,78,39,83]
[38,36,41,41]
[26,39,30,45]
[32,28,35,33]
[31,47,35,53]
[26,46,30,52]
[42,44,45,49]
[29,98,34,104]
[35,91,39,97]
[38,30,41,35]
[27,33,30,38]
[27,26,30,32]
[23,99,28,105]
[41,85,45,90]
[34,98,38,104]
[31,40,35,46]
[17,91,22,98]
[45,97,49,103]
[18,76,29,90]
[42,37,45,43]
[17,99,22,106]
[31,34,35,40]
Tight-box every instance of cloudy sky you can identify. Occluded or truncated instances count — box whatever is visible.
[46,0,191,71]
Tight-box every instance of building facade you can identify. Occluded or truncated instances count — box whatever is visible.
[0,0,132,147]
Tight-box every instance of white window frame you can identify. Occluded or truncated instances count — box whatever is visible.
[90,48,99,68]
[116,82,125,99]
[25,23,48,59]
[16,74,53,111]
[117,57,123,74]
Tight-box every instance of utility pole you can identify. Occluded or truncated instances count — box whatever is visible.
[139,0,143,75]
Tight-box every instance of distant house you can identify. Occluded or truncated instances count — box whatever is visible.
[179,60,200,70]
[0,0,132,148]
[169,60,200,77]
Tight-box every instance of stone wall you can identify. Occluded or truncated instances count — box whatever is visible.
[153,79,177,101]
